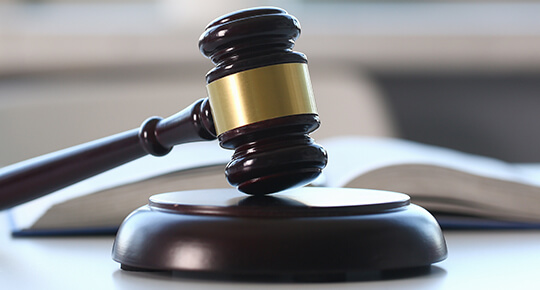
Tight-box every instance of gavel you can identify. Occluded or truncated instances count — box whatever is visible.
[0,7,328,210]
[2,8,447,278]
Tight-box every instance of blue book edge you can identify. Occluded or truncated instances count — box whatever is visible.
[7,211,118,237]
[7,210,540,237]
[434,213,540,230]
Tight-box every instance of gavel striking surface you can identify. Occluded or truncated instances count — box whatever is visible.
[112,187,447,281]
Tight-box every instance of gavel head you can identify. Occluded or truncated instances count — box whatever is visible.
[199,7,327,195]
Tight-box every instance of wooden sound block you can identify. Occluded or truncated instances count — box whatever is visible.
[112,187,447,281]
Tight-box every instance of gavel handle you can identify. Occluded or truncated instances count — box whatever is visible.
[0,99,216,210]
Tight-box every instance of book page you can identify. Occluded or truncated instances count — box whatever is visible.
[318,136,540,188]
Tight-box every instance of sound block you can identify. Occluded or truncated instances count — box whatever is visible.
[112,187,447,281]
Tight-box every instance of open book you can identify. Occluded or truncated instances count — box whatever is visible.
[8,136,540,235]
[318,136,540,228]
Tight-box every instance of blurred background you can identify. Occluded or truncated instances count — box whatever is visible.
[2,0,540,166]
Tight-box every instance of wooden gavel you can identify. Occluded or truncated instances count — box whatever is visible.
[0,7,328,210]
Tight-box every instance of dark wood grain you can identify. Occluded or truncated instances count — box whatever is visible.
[199,7,307,83]
[220,114,326,194]
[112,188,447,280]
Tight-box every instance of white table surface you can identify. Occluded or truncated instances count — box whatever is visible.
[1,213,540,290]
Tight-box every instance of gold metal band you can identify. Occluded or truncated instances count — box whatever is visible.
[207,63,318,135]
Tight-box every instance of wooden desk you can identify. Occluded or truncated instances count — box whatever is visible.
[1,213,539,290]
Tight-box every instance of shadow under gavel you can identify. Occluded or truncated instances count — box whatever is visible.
[0,7,328,210]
